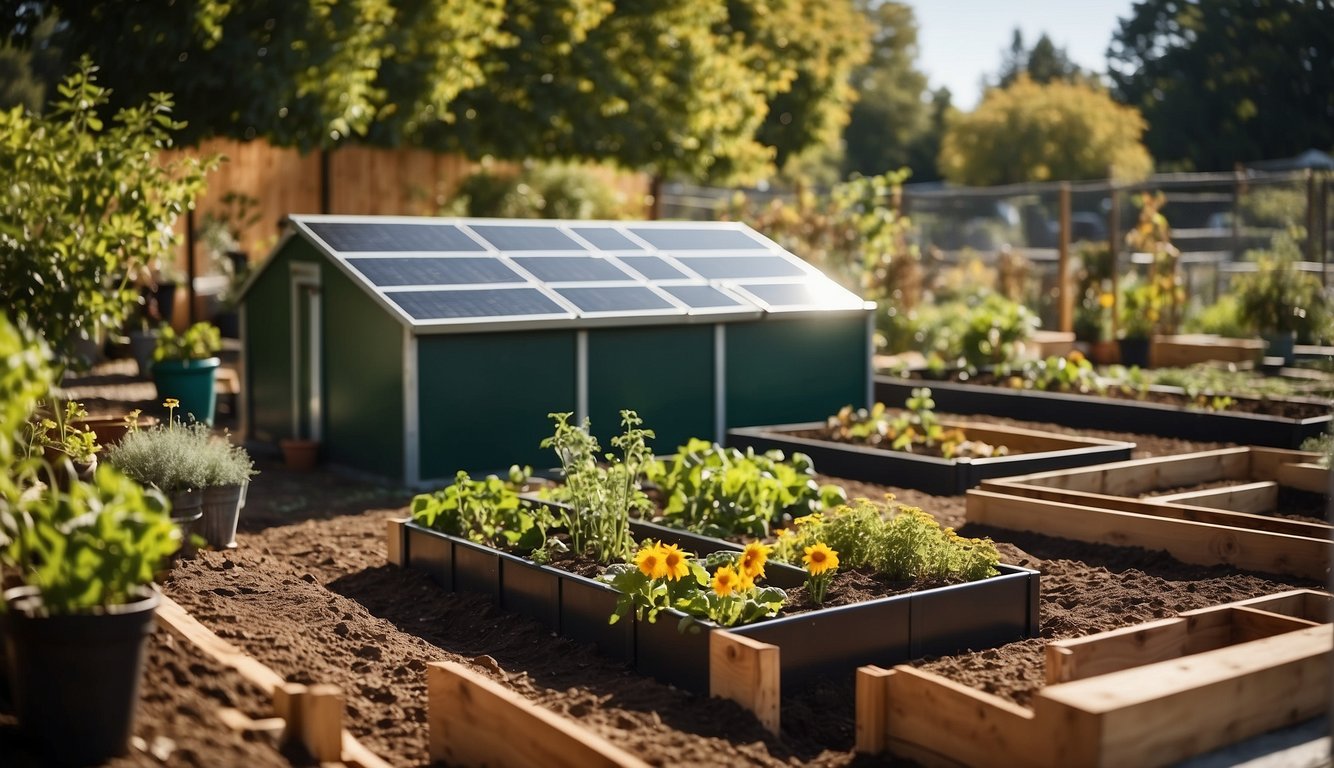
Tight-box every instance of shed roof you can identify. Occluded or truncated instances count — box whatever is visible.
[243,215,871,334]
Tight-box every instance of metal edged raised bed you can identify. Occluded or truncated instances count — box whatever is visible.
[727,421,1135,495]
[392,519,1039,697]
[876,375,1333,449]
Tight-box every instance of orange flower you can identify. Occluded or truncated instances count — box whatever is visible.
[803,542,839,576]
[634,543,667,579]
[712,565,739,597]
[739,541,770,579]
[659,543,690,581]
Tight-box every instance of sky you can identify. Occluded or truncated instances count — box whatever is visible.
[903,0,1136,110]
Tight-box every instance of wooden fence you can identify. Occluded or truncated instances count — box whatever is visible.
[169,138,651,280]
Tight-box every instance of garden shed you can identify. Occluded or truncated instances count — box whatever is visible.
[238,215,873,486]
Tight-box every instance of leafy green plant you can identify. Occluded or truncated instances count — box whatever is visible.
[1235,234,1327,337]
[959,292,1039,370]
[155,322,222,361]
[410,466,554,554]
[1300,430,1333,469]
[773,497,1000,584]
[999,352,1104,394]
[602,540,785,629]
[1123,191,1183,337]
[644,438,845,539]
[27,399,101,464]
[826,388,1007,459]
[542,410,654,565]
[1182,294,1250,339]
[0,57,214,368]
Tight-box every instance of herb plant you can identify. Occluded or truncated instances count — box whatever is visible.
[542,410,654,565]
[645,438,846,539]
[27,399,101,464]
[105,411,255,494]
[773,497,1000,584]
[1300,429,1334,469]
[410,466,553,554]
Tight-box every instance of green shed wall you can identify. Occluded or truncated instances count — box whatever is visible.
[725,313,869,427]
[416,331,577,480]
[586,325,715,454]
[322,261,404,479]
[242,243,311,443]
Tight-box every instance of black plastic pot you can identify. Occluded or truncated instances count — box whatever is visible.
[875,376,1333,449]
[1118,337,1151,367]
[727,423,1134,496]
[2,585,159,766]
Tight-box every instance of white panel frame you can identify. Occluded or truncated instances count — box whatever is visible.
[289,262,322,442]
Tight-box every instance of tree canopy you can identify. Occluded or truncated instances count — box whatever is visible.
[2,0,868,182]
[1108,0,1334,170]
[840,2,947,181]
[993,29,1092,89]
[938,76,1152,186]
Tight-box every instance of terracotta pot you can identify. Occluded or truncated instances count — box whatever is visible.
[280,438,320,472]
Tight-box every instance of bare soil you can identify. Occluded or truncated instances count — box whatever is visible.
[5,360,1325,766]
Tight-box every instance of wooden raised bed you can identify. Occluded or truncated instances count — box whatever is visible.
[1150,334,1263,368]
[727,420,1134,495]
[389,518,1039,732]
[856,590,1332,768]
[967,447,1330,580]
[876,375,1332,449]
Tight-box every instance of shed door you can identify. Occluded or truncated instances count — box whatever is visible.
[291,263,322,441]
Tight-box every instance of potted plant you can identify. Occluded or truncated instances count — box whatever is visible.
[1236,240,1326,367]
[152,321,222,426]
[25,399,102,488]
[1117,278,1156,367]
[0,310,182,766]
[105,403,254,551]
[280,435,320,471]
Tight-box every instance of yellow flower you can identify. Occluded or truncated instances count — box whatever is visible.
[634,543,668,579]
[1067,350,1086,365]
[803,542,839,576]
[659,543,690,581]
[738,570,755,592]
[793,513,823,527]
[739,541,770,579]
[712,565,739,597]
[1098,292,1115,309]
[163,398,180,409]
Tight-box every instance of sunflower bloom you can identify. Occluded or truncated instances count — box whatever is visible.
[738,570,755,592]
[634,543,668,579]
[803,542,839,576]
[712,565,739,596]
[659,543,690,581]
[739,541,770,579]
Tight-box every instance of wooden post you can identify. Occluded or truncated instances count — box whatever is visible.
[854,665,894,754]
[302,684,345,762]
[185,206,197,326]
[1058,182,1072,333]
[709,630,780,735]
[320,149,332,215]
[386,516,408,566]
[1108,184,1121,341]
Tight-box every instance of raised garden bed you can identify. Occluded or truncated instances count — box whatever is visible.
[968,447,1330,580]
[391,518,1039,726]
[856,589,1331,768]
[727,420,1134,495]
[876,375,1332,449]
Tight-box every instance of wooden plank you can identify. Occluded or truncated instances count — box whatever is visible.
[1277,461,1332,494]
[948,422,1129,454]
[216,707,286,735]
[1037,625,1332,767]
[302,684,344,763]
[989,448,1251,496]
[1229,606,1320,643]
[1249,447,1321,480]
[978,482,1329,538]
[854,666,893,754]
[1151,480,1278,513]
[709,630,780,735]
[1044,617,1189,684]
[386,516,408,567]
[880,666,1041,768]
[1185,588,1330,622]
[156,593,287,695]
[966,489,1329,580]
[427,661,649,768]
[273,682,306,741]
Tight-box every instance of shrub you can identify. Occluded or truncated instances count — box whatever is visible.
[105,421,254,494]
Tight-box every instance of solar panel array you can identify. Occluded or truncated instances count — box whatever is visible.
[292,216,866,330]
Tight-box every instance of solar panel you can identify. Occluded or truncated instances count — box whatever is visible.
[309,222,484,253]
[554,286,676,313]
[627,227,768,251]
[386,288,567,320]
[469,225,585,252]
[674,255,807,280]
[616,255,690,280]
[511,256,632,283]
[570,227,645,252]
[737,281,865,310]
[347,257,520,287]
[662,285,745,309]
